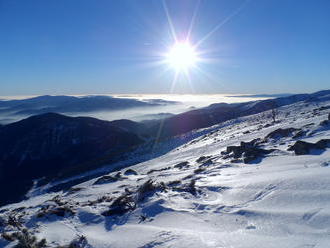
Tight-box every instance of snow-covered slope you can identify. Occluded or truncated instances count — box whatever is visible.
[1,100,330,248]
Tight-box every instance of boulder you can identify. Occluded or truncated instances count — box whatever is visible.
[265,128,299,140]
[93,175,119,185]
[315,139,330,149]
[288,139,330,155]
[320,120,330,126]
[196,156,211,163]
[292,130,306,139]
[174,161,189,169]
[124,169,138,176]
[224,139,274,163]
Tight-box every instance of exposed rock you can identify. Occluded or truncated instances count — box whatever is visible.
[147,167,171,174]
[194,167,206,174]
[66,187,83,195]
[200,158,213,167]
[265,128,299,140]
[167,180,182,187]
[224,139,274,164]
[114,172,123,178]
[196,156,211,163]
[263,123,273,128]
[315,139,330,149]
[174,161,190,169]
[185,180,197,196]
[93,175,119,185]
[230,158,243,163]
[124,169,138,176]
[288,139,330,155]
[292,130,307,139]
[320,119,330,126]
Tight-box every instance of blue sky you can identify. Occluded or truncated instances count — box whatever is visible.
[0,0,329,95]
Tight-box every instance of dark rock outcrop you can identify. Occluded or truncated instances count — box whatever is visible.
[320,119,330,126]
[223,139,275,163]
[288,139,330,155]
[93,175,120,185]
[124,169,138,176]
[265,128,300,140]
[174,161,190,169]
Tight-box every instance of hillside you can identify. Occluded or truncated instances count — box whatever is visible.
[0,95,329,247]
[0,113,144,206]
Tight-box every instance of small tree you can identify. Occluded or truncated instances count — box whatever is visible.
[271,108,279,123]
[270,101,279,123]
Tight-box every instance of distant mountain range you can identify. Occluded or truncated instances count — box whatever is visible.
[0,95,178,117]
[226,93,293,98]
[0,90,329,206]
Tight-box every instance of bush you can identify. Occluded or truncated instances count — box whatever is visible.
[2,229,47,248]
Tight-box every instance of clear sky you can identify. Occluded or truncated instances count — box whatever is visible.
[0,0,329,95]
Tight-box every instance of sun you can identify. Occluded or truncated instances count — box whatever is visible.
[166,42,198,71]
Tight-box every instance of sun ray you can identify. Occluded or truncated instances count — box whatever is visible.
[186,0,201,41]
[162,0,178,43]
[195,0,250,48]
[183,67,196,93]
[169,70,179,93]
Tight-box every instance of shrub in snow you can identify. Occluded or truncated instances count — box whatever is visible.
[186,180,197,196]
[1,229,47,248]
[102,193,136,216]
[171,179,199,196]
[7,215,23,229]
[66,235,88,248]
[36,205,75,218]
[102,180,166,217]
[136,180,165,202]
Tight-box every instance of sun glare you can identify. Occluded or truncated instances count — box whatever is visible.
[166,42,198,71]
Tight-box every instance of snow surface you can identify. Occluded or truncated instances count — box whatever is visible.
[1,99,330,248]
